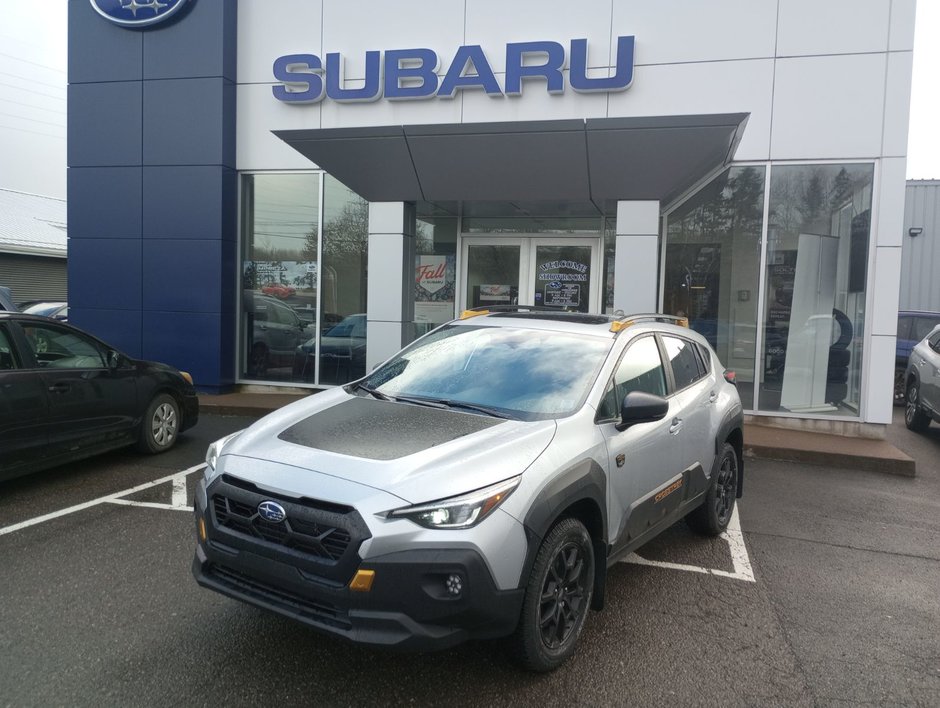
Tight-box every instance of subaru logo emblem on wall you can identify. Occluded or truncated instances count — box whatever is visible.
[257,500,287,523]
[89,0,193,29]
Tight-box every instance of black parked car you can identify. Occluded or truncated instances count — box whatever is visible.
[0,312,199,482]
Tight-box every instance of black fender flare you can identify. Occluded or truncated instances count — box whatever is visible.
[521,459,608,611]
[715,404,745,498]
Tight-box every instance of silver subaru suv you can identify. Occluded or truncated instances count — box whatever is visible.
[193,309,744,671]
[904,324,940,433]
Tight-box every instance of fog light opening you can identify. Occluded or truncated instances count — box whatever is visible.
[445,574,463,597]
[198,517,207,543]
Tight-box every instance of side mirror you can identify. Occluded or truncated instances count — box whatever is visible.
[107,350,121,370]
[616,390,669,431]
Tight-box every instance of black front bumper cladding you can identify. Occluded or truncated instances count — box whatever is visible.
[193,504,523,650]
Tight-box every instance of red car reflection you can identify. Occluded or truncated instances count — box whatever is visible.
[261,284,296,299]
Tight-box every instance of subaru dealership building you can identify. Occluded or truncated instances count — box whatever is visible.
[68,0,915,434]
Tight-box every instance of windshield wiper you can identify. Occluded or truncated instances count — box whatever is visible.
[354,382,393,401]
[394,395,515,419]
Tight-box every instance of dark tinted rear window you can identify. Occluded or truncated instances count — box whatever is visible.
[662,336,706,390]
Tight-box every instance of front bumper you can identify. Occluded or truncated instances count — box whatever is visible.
[192,480,523,650]
[180,392,199,432]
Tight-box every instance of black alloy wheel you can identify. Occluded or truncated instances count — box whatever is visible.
[905,380,931,432]
[514,518,594,672]
[687,442,738,536]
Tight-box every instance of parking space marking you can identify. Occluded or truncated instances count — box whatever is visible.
[106,499,193,512]
[0,463,206,538]
[623,506,756,582]
[171,476,189,508]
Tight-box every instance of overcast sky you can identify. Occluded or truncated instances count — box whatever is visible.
[0,2,938,201]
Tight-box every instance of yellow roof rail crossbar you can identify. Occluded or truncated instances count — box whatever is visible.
[610,313,689,333]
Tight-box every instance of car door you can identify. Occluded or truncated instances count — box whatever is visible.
[0,323,49,480]
[660,334,717,479]
[19,321,138,458]
[599,334,688,550]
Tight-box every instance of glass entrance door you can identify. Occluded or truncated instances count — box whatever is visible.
[460,236,601,313]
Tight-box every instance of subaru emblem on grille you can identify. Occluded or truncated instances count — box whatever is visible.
[257,500,287,523]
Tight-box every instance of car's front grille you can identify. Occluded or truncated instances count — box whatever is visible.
[212,495,352,561]
[206,564,351,630]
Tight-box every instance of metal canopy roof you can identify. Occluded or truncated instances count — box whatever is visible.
[275,113,749,208]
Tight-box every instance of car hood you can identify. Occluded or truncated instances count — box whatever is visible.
[220,388,556,504]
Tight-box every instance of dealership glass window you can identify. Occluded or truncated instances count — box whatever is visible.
[663,167,765,409]
[758,164,873,416]
[317,176,370,385]
[240,173,320,383]
[414,214,458,337]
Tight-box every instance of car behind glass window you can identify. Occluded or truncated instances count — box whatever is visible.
[913,316,940,341]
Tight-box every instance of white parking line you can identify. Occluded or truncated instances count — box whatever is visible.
[0,463,206,538]
[623,506,756,582]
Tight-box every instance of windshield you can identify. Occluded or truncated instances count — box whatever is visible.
[362,324,612,421]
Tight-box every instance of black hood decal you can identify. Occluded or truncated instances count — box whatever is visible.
[278,397,504,461]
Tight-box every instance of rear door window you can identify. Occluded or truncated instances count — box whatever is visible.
[662,336,707,391]
[0,326,18,370]
[913,316,940,342]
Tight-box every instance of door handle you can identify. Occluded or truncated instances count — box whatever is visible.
[48,382,71,394]
[708,391,718,404]
[669,417,683,435]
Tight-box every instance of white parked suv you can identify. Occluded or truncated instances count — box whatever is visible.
[904,324,940,433]
[193,308,744,671]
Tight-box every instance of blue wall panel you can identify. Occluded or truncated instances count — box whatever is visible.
[68,239,142,311]
[142,311,233,391]
[142,0,237,81]
[143,79,227,166]
[142,166,230,240]
[68,167,142,239]
[68,0,142,84]
[68,82,143,167]
[142,239,223,313]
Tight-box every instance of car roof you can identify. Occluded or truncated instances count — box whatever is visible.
[450,308,703,342]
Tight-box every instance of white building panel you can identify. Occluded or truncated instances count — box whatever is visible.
[236,84,322,171]
[890,0,917,52]
[319,90,463,130]
[461,70,610,124]
[776,0,890,57]
[465,0,614,74]
[322,0,465,80]
[237,0,323,85]
[882,50,914,157]
[607,59,774,161]
[870,246,903,336]
[877,158,908,247]
[614,0,777,66]
[863,334,896,424]
[771,54,886,160]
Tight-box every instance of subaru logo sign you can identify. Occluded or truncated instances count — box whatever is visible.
[89,0,193,29]
[257,501,287,524]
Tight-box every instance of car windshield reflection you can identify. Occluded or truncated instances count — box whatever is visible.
[362,324,612,421]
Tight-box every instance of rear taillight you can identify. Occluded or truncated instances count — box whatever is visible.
[723,369,737,385]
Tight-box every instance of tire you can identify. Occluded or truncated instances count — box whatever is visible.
[137,393,181,454]
[513,518,594,672]
[905,380,932,433]
[687,442,738,536]
[894,367,907,407]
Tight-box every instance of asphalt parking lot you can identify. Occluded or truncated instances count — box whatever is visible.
[1,410,939,707]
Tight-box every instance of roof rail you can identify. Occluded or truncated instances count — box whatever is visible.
[459,305,574,319]
[610,313,689,333]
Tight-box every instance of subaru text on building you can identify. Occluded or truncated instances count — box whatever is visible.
[192,309,743,671]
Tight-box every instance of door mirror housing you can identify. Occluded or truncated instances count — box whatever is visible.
[107,350,121,370]
[616,390,669,431]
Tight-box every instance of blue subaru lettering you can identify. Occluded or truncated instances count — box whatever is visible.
[272,54,325,103]
[569,36,635,93]
[504,41,566,96]
[385,48,440,101]
[326,51,383,102]
[438,45,503,99]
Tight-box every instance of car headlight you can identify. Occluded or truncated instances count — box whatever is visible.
[204,431,243,483]
[385,476,521,529]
